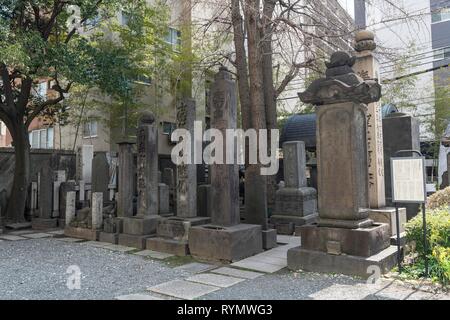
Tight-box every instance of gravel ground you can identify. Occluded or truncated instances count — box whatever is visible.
[0,239,192,300]
[0,239,448,300]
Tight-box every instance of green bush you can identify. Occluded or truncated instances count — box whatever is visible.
[404,207,450,286]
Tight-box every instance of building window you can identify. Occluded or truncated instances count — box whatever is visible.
[432,7,450,23]
[36,82,47,100]
[162,122,176,136]
[165,27,181,50]
[434,47,450,61]
[83,120,98,138]
[29,128,54,149]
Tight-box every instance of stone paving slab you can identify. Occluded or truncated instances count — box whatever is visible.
[84,241,112,248]
[8,230,36,236]
[277,235,300,244]
[174,262,216,273]
[231,260,285,273]
[46,230,65,235]
[115,293,163,300]
[0,235,28,241]
[148,280,220,300]
[103,244,136,253]
[250,255,287,266]
[187,273,245,288]
[22,233,53,239]
[134,250,174,260]
[211,267,264,280]
[54,237,85,243]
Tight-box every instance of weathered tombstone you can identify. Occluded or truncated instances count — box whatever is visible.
[32,165,58,229]
[383,113,421,220]
[189,67,263,262]
[117,140,134,218]
[78,180,86,201]
[353,30,386,209]
[353,30,407,238]
[147,99,209,256]
[118,113,160,250]
[76,145,94,184]
[270,141,318,235]
[162,168,175,189]
[158,183,170,215]
[65,191,76,227]
[58,180,76,227]
[288,52,397,278]
[91,192,103,230]
[52,170,67,218]
[30,182,38,216]
[92,152,110,203]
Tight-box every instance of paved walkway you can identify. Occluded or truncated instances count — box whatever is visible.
[0,229,448,300]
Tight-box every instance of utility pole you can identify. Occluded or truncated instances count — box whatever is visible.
[355,0,367,29]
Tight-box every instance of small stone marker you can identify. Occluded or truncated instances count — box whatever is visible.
[65,191,76,227]
[91,192,103,230]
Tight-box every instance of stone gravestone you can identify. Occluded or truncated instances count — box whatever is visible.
[162,167,175,212]
[65,191,76,227]
[383,113,421,220]
[32,165,58,229]
[91,192,103,230]
[117,140,134,218]
[288,52,397,279]
[353,30,407,239]
[270,141,318,235]
[52,170,67,218]
[352,30,386,209]
[58,180,76,227]
[30,182,38,217]
[92,152,110,203]
[118,113,160,249]
[76,145,94,184]
[189,67,263,262]
[197,184,211,217]
[147,99,209,256]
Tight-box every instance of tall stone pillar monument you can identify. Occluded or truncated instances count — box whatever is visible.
[189,67,263,262]
[288,52,397,278]
[118,113,161,249]
[147,99,210,256]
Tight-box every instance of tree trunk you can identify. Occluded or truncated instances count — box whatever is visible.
[6,122,31,223]
[244,0,269,229]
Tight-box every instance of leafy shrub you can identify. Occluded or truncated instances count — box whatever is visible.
[427,187,450,210]
[405,207,450,286]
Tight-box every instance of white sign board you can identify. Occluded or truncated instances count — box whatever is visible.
[391,157,426,203]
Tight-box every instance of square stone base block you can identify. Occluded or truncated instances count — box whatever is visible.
[189,224,263,263]
[146,237,189,256]
[32,218,58,230]
[123,216,160,236]
[157,217,211,241]
[99,232,119,244]
[287,245,398,279]
[369,207,407,236]
[262,229,277,250]
[271,214,318,235]
[298,223,391,257]
[118,233,151,249]
[64,226,99,241]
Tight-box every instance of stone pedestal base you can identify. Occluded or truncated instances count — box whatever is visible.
[287,246,398,279]
[189,224,262,263]
[146,217,210,256]
[64,226,99,241]
[271,213,319,235]
[99,232,119,244]
[32,218,58,230]
[274,188,317,216]
[368,207,406,236]
[298,223,391,257]
[262,229,277,250]
[123,216,160,235]
[118,234,151,249]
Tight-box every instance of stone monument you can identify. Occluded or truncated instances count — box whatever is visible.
[353,30,407,239]
[118,113,161,249]
[76,145,94,184]
[147,99,210,255]
[92,152,110,203]
[288,52,397,278]
[189,67,263,262]
[270,141,318,235]
[32,165,58,229]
